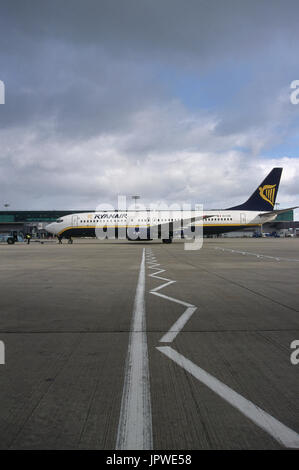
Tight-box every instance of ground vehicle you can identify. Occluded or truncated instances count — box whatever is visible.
[269,231,280,237]
[0,232,24,244]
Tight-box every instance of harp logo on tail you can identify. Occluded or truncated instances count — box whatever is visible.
[259,184,276,206]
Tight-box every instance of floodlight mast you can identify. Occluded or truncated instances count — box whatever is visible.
[131,195,140,211]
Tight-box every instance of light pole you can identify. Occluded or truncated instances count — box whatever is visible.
[131,195,140,211]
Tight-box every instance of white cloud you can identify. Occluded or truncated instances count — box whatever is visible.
[1,103,298,219]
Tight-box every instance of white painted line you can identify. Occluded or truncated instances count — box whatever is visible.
[116,249,153,450]
[150,272,166,278]
[146,250,197,343]
[151,280,176,293]
[148,264,161,270]
[149,271,166,277]
[149,269,165,275]
[159,306,197,343]
[151,291,194,308]
[0,340,5,364]
[215,247,299,262]
[157,346,299,448]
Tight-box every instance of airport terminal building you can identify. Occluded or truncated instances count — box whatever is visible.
[0,209,298,238]
[0,210,90,237]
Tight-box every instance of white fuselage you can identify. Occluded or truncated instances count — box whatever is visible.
[45,209,277,239]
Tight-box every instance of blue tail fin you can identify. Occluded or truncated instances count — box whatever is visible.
[228,168,282,211]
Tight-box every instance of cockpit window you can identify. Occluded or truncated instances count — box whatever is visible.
[56,218,63,223]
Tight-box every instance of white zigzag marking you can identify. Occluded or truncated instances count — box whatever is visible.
[146,251,299,448]
[145,248,197,343]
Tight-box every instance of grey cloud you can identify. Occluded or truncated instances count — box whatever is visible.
[0,1,299,211]
[2,0,299,139]
[2,1,299,59]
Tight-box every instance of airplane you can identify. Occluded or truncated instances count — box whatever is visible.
[45,168,297,243]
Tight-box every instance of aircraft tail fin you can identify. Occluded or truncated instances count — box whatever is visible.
[227,167,282,211]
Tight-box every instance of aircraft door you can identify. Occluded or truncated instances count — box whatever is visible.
[240,213,246,225]
[72,215,79,226]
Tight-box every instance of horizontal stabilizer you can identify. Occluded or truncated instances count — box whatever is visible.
[258,206,298,217]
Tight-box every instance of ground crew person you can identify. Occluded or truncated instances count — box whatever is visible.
[25,233,31,245]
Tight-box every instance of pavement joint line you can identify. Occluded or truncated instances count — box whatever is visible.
[157,346,299,449]
[146,250,197,343]
[116,248,153,450]
[1,328,299,334]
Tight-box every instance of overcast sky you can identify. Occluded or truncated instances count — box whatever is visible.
[1,0,299,215]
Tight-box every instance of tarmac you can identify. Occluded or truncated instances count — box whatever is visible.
[0,237,298,449]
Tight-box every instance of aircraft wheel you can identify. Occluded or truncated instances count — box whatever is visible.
[162,238,173,244]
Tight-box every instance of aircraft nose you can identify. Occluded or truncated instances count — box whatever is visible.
[45,223,56,234]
